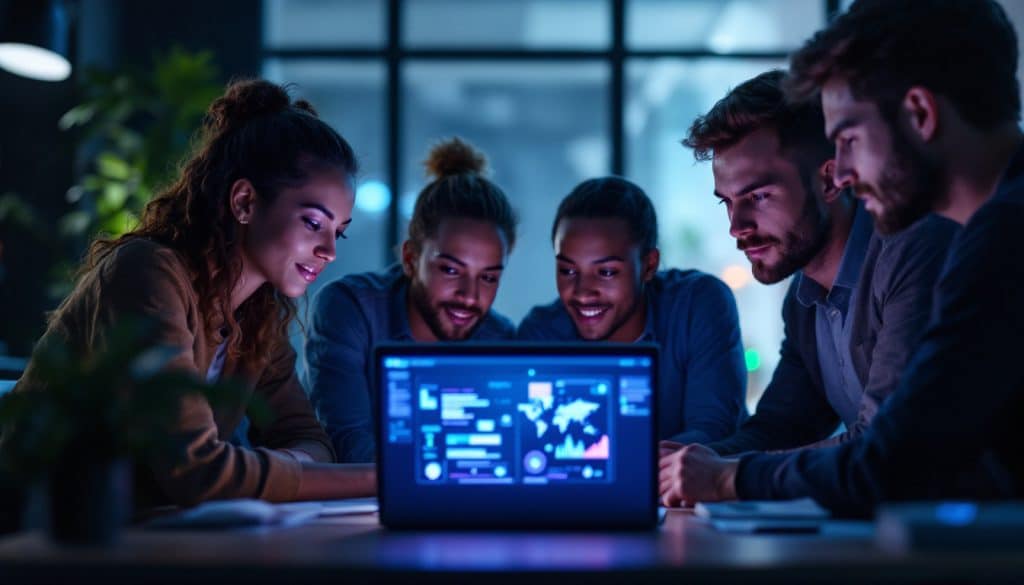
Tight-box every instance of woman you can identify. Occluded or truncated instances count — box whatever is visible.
[13,79,375,508]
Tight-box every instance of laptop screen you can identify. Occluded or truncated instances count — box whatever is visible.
[376,343,657,529]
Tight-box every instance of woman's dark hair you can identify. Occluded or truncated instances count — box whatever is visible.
[788,0,1020,131]
[73,78,358,364]
[551,176,658,255]
[407,137,518,252]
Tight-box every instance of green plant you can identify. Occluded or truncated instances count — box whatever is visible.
[57,47,222,254]
[0,317,263,479]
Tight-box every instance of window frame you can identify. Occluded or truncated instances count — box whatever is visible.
[262,0,840,260]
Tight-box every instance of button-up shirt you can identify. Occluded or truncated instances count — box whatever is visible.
[794,204,873,428]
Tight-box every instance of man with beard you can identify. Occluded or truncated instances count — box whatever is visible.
[518,176,747,444]
[305,138,517,462]
[659,70,956,494]
[659,0,1024,517]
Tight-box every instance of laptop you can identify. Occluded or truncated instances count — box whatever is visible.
[375,342,658,530]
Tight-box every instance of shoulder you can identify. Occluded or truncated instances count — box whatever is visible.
[947,196,1024,269]
[476,309,517,340]
[336,263,404,296]
[102,238,190,278]
[877,213,959,258]
[652,269,735,309]
[867,214,960,296]
[96,238,195,301]
[517,299,573,340]
[314,264,402,311]
[963,193,1024,241]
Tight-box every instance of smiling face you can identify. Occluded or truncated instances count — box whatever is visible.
[553,217,657,342]
[712,126,831,284]
[823,77,942,235]
[404,217,508,342]
[238,168,355,300]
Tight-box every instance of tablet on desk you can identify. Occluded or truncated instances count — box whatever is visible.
[375,343,658,530]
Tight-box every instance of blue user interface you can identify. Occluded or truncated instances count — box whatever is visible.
[379,351,655,528]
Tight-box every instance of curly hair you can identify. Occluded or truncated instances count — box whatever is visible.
[74,79,358,365]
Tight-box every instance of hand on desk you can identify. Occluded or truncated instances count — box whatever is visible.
[658,441,739,507]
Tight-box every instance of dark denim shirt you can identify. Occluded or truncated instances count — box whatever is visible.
[304,264,516,462]
[795,204,873,428]
[517,269,746,444]
[737,146,1024,516]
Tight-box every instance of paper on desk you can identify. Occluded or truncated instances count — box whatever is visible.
[695,498,828,520]
[147,499,320,530]
[278,497,379,517]
[146,497,379,530]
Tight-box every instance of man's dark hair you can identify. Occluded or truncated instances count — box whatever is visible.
[788,0,1020,130]
[551,176,658,254]
[408,137,518,251]
[683,69,833,170]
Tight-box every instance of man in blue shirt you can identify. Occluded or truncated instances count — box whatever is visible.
[659,0,1024,516]
[305,139,517,462]
[658,70,955,492]
[518,177,746,444]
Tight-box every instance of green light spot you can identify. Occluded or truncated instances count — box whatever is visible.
[744,349,761,372]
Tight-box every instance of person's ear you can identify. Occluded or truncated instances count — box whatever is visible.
[229,179,257,225]
[902,86,940,142]
[641,248,660,282]
[819,159,843,203]
[400,240,418,278]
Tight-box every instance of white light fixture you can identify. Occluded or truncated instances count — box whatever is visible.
[0,42,70,81]
[0,1,73,82]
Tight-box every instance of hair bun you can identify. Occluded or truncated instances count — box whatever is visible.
[424,137,487,179]
[207,79,297,132]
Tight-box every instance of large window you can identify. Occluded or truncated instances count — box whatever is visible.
[263,0,841,408]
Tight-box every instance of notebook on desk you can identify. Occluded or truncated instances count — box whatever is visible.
[375,342,658,529]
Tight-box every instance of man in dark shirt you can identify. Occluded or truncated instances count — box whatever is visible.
[659,0,1024,517]
[658,71,956,489]
[305,139,517,462]
[518,176,746,444]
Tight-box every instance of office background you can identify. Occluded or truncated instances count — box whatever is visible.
[3,0,1024,409]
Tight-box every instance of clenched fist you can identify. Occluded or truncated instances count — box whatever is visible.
[658,442,739,507]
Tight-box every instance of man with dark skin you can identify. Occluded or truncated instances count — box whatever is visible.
[520,177,747,445]
[306,138,519,462]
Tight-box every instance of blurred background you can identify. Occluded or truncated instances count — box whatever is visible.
[3,0,1024,410]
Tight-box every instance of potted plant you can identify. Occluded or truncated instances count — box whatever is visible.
[0,317,248,545]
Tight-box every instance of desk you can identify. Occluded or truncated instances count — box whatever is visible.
[0,509,1021,584]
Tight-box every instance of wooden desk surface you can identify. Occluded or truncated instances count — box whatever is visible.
[0,509,1022,584]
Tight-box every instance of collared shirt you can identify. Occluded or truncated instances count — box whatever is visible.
[793,204,873,428]
[304,264,516,462]
[737,145,1024,516]
[517,269,747,444]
